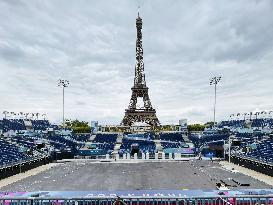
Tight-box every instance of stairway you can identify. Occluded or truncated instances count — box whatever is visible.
[24,119,32,130]
[90,135,96,142]
[182,134,191,143]
[113,133,123,154]
[155,140,163,152]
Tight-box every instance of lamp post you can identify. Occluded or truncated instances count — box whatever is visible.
[3,111,8,119]
[254,112,260,119]
[209,76,221,127]
[243,113,248,120]
[229,135,231,163]
[36,113,39,120]
[58,79,70,128]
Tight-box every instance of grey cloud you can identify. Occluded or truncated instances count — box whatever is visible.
[0,0,273,125]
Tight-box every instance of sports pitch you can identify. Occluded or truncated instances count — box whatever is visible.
[1,160,271,191]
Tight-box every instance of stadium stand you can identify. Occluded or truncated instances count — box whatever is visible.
[1,113,273,174]
[189,131,229,148]
[218,118,273,129]
[218,120,245,128]
[161,141,181,149]
[119,138,156,154]
[237,137,273,163]
[2,119,26,132]
[89,133,118,153]
[251,118,273,128]
[159,132,184,142]
[93,143,114,150]
[69,134,90,142]
[31,120,50,131]
[0,138,30,166]
[126,132,155,140]
[93,133,118,144]
[47,134,78,154]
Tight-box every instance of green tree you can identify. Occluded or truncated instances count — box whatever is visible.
[65,119,91,133]
[187,124,205,132]
[204,121,216,128]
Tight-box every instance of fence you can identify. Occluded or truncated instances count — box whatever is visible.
[0,195,273,205]
[74,152,195,161]
[228,154,273,177]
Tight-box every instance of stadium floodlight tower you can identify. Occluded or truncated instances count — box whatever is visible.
[58,79,70,128]
[209,76,221,127]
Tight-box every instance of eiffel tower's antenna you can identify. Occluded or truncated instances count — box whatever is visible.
[138,5,140,17]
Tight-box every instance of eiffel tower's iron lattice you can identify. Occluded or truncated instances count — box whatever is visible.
[122,13,160,127]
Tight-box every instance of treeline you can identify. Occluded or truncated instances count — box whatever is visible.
[187,121,216,132]
[65,119,91,133]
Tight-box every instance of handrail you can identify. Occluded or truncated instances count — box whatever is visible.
[232,154,273,166]
[0,156,49,169]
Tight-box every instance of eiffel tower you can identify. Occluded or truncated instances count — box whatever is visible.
[122,12,160,127]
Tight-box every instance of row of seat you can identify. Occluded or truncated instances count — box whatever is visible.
[218,120,245,128]
[189,133,229,148]
[0,139,30,166]
[126,132,155,140]
[93,133,118,144]
[245,139,273,163]
[161,142,181,149]
[159,132,184,142]
[218,118,273,128]
[1,119,26,132]
[251,118,273,128]
[31,120,50,131]
[0,119,51,131]
[47,135,78,154]
[70,134,90,142]
[120,138,156,154]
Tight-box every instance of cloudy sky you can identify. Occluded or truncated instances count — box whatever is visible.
[1,0,273,125]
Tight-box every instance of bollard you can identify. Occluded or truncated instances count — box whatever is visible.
[142,152,145,160]
[176,153,181,159]
[127,153,130,160]
[146,152,150,160]
[106,154,109,160]
[155,153,158,160]
[134,153,137,160]
[116,154,119,160]
[123,154,126,160]
[162,152,165,160]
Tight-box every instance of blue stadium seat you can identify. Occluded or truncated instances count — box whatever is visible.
[159,132,184,142]
[0,139,30,166]
[120,138,156,154]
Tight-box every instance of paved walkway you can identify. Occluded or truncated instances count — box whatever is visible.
[0,163,60,188]
[220,161,273,186]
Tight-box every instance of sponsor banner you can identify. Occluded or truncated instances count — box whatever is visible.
[1,189,273,198]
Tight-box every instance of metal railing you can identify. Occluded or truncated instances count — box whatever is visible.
[74,153,196,161]
[232,154,273,166]
[0,156,49,169]
[1,195,273,205]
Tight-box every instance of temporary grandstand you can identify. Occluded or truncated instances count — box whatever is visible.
[1,99,273,203]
